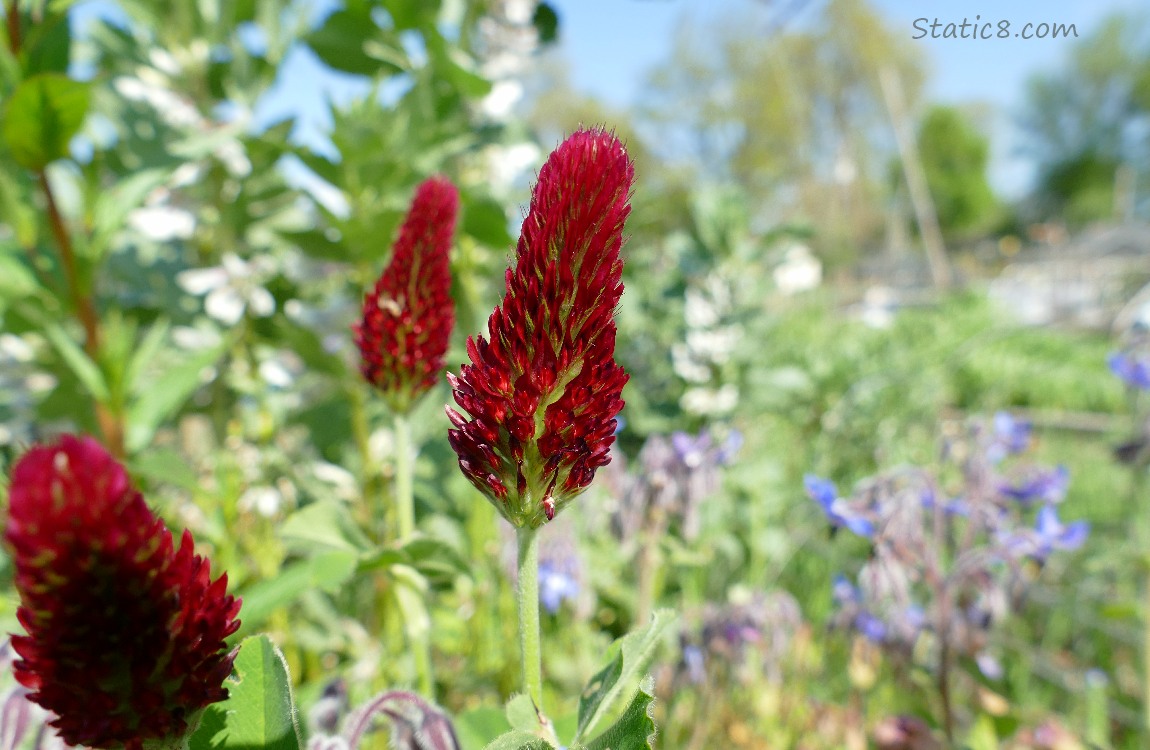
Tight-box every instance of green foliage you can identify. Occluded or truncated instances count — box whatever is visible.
[574,610,674,743]
[190,635,303,750]
[2,74,89,170]
[1019,11,1150,223]
[916,105,999,238]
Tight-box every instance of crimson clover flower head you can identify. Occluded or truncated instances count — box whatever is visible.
[4,435,241,750]
[355,176,459,413]
[447,128,634,528]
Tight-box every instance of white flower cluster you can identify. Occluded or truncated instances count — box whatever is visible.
[672,276,742,417]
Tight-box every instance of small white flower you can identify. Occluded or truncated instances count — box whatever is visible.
[177,253,277,325]
[127,205,196,241]
[680,384,738,416]
[684,287,720,328]
[486,142,542,188]
[239,486,283,517]
[480,79,523,120]
[671,343,711,384]
[259,359,294,388]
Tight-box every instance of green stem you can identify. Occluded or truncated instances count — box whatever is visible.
[411,617,434,697]
[348,383,381,538]
[517,525,543,713]
[38,170,123,458]
[391,412,433,695]
[394,412,414,540]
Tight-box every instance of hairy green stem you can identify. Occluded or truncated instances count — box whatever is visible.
[394,412,415,540]
[517,525,543,713]
[391,412,433,694]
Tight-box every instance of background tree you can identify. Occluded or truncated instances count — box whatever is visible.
[1018,12,1150,225]
[916,105,999,240]
[636,0,925,265]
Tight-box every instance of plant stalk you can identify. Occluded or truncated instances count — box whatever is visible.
[517,525,544,713]
[394,412,414,540]
[391,411,433,695]
[38,170,124,457]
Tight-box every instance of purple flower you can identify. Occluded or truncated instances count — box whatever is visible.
[999,466,1069,505]
[681,644,706,685]
[988,411,1031,462]
[1034,505,1089,555]
[1109,351,1150,390]
[832,574,859,607]
[538,559,580,614]
[921,488,969,516]
[804,475,874,537]
[854,612,888,643]
[716,430,743,465]
[671,430,711,468]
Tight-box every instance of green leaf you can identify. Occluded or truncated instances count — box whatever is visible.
[0,170,38,248]
[189,635,303,750]
[20,10,72,76]
[129,447,201,493]
[573,610,675,743]
[232,551,359,639]
[305,10,405,76]
[481,731,553,750]
[461,194,513,248]
[2,74,90,170]
[454,707,511,750]
[0,252,40,308]
[88,169,172,262]
[581,680,657,750]
[398,534,470,583]
[280,501,372,553]
[532,2,560,45]
[42,322,110,403]
[125,337,229,454]
[279,228,348,262]
[504,694,538,733]
[123,318,172,398]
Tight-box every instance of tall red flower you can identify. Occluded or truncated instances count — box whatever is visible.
[355,176,459,413]
[447,128,633,528]
[4,435,241,750]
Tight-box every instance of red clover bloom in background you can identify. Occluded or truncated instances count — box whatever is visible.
[355,176,459,413]
[4,435,241,750]
[447,128,634,528]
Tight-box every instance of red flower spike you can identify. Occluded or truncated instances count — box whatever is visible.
[355,176,459,413]
[4,435,241,750]
[447,128,633,528]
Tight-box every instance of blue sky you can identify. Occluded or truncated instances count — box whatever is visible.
[72,0,1147,197]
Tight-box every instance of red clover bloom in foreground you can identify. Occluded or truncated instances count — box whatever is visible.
[355,176,460,413]
[447,128,634,528]
[4,435,241,750]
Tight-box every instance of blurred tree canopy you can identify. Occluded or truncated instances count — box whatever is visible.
[1019,11,1150,225]
[915,105,999,239]
[634,0,925,264]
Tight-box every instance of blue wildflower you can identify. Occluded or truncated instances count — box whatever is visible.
[671,430,711,468]
[716,429,744,465]
[921,488,969,516]
[988,411,1031,462]
[682,644,706,685]
[1108,351,1150,390]
[804,475,874,537]
[854,612,887,643]
[999,465,1069,505]
[1034,504,1089,557]
[538,560,580,614]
